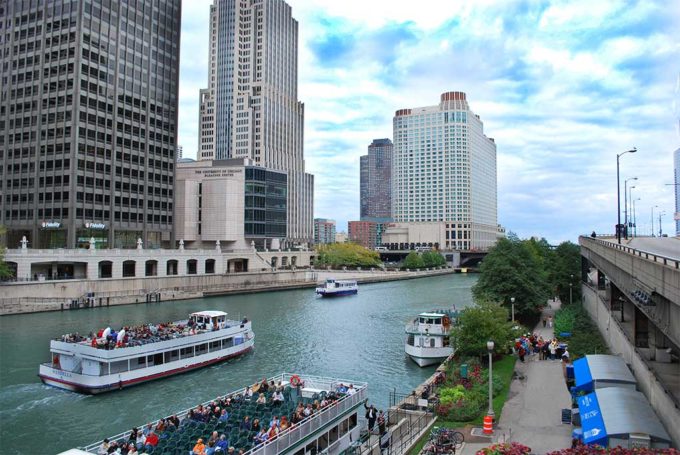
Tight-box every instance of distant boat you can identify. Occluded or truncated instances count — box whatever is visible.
[39,310,254,394]
[405,309,457,367]
[315,279,358,297]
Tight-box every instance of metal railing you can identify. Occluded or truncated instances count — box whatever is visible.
[580,236,680,269]
[80,373,368,454]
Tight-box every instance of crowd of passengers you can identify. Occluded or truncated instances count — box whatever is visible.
[97,378,359,455]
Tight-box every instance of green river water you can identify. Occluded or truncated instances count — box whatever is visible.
[0,274,476,454]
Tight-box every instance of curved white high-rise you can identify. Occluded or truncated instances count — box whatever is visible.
[387,92,500,251]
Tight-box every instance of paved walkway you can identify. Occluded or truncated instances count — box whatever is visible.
[461,299,573,454]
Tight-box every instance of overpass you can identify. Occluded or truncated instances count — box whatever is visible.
[377,250,487,268]
[579,236,680,446]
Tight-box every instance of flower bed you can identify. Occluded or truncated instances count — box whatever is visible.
[546,447,680,455]
[476,442,531,455]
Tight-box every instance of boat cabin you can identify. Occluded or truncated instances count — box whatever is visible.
[190,311,228,330]
[416,312,452,329]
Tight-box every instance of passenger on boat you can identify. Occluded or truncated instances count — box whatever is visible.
[347,384,357,395]
[97,438,109,455]
[259,378,269,392]
[243,386,253,400]
[279,416,290,431]
[216,435,229,453]
[208,431,219,446]
[271,389,284,405]
[206,440,216,455]
[168,414,180,429]
[251,418,261,433]
[254,428,268,444]
[192,438,206,455]
[336,383,348,394]
[135,431,146,450]
[269,415,280,428]
[144,431,159,450]
[267,422,279,439]
[155,418,166,432]
[256,393,266,405]
[240,416,252,431]
[218,409,229,422]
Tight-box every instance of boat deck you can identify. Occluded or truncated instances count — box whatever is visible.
[78,374,367,455]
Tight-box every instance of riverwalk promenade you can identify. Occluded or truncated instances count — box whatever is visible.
[460,299,572,454]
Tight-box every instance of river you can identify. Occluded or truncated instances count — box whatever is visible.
[0,273,476,454]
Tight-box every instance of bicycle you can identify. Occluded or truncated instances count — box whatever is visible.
[429,427,464,449]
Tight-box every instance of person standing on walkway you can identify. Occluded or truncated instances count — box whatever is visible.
[549,339,557,360]
[542,318,547,328]
[365,403,377,432]
[548,316,553,328]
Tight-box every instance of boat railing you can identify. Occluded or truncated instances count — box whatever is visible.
[404,323,449,335]
[79,373,368,454]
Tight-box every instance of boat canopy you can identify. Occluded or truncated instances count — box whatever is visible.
[578,387,671,447]
[191,311,228,318]
[573,354,636,392]
[418,312,447,318]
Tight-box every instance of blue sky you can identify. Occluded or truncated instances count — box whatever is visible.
[178,0,680,243]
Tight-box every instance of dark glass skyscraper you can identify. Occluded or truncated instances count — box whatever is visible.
[360,138,393,221]
[0,0,181,249]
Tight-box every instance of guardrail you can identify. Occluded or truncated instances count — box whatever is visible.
[580,236,680,269]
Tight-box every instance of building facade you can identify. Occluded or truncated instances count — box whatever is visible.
[360,138,393,221]
[313,218,336,245]
[0,0,181,249]
[197,0,314,246]
[175,158,286,250]
[348,221,379,249]
[385,91,499,251]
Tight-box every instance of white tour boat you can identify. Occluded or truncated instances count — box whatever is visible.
[65,373,368,455]
[405,309,457,367]
[315,279,359,297]
[39,310,254,394]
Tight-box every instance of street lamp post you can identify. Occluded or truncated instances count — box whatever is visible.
[627,185,636,238]
[616,149,637,243]
[487,340,495,420]
[632,198,640,237]
[651,205,658,236]
[659,212,666,236]
[624,177,637,238]
[569,274,574,305]
[510,297,515,323]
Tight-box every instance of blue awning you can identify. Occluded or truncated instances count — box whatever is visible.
[578,392,608,446]
[573,357,593,392]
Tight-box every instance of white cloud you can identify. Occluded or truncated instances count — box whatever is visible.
[178,0,680,241]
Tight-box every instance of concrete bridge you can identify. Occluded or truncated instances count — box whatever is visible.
[579,236,680,446]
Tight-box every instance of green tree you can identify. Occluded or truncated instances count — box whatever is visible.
[314,242,382,268]
[402,251,425,269]
[548,241,581,304]
[450,300,518,358]
[472,237,549,319]
[422,250,446,267]
[0,226,12,280]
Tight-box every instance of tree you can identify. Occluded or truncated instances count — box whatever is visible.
[0,226,12,280]
[402,251,424,269]
[314,242,382,268]
[450,300,518,358]
[472,237,549,320]
[548,241,581,304]
[422,250,446,267]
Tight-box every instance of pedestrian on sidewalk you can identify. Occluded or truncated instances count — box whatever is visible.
[549,339,557,360]
[548,316,553,328]
[365,403,377,432]
[542,318,547,328]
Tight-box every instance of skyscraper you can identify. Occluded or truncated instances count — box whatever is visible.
[360,138,393,221]
[385,91,499,251]
[313,218,336,245]
[0,0,181,249]
[197,0,314,245]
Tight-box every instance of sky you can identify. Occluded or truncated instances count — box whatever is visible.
[177,0,680,244]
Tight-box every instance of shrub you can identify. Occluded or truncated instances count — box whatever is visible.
[436,389,485,421]
[554,303,609,359]
[476,442,531,455]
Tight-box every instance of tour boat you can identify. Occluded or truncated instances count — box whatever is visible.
[405,309,457,367]
[39,311,254,394]
[66,373,368,455]
[315,279,359,297]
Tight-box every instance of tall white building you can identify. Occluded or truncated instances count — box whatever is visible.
[197,0,314,245]
[385,91,500,251]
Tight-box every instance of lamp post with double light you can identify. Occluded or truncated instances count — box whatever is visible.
[651,205,658,236]
[659,212,666,236]
[487,340,495,421]
[569,274,574,305]
[632,198,640,237]
[616,148,637,243]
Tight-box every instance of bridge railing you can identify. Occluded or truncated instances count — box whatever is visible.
[580,236,680,269]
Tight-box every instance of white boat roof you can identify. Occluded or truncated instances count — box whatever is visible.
[191,311,228,318]
[418,312,447,317]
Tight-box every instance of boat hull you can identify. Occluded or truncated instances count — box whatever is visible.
[405,344,453,368]
[39,341,254,394]
[316,289,358,297]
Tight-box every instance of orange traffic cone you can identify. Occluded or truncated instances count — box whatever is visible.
[483,415,494,435]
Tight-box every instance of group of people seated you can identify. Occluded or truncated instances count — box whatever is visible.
[98,377,354,455]
[81,320,206,350]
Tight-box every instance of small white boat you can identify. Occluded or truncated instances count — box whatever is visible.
[315,279,358,297]
[405,309,457,367]
[39,310,254,394]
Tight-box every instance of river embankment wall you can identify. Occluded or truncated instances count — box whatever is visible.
[0,267,459,316]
